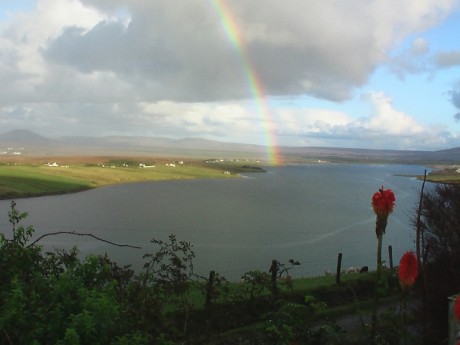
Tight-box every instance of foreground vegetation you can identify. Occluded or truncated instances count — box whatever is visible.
[2,182,460,344]
[0,157,265,199]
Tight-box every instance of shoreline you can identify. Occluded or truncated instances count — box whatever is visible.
[0,155,268,200]
[1,156,458,200]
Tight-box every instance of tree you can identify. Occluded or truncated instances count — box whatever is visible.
[417,183,460,344]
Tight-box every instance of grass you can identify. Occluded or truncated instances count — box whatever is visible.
[0,165,91,199]
[425,174,460,184]
[423,167,460,184]
[0,157,265,199]
[285,273,367,290]
[183,271,401,344]
[183,271,383,311]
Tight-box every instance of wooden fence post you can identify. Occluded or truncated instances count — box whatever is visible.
[388,245,393,269]
[336,252,343,284]
[205,270,215,308]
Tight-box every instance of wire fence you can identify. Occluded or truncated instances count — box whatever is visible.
[206,244,403,282]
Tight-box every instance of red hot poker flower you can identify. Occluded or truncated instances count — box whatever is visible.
[454,295,460,321]
[398,251,418,289]
[372,187,395,217]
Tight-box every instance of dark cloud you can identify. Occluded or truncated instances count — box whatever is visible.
[44,5,250,102]
[42,1,381,102]
[449,85,460,121]
[434,50,460,68]
[452,88,460,109]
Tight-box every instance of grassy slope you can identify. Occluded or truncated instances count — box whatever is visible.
[185,273,378,310]
[0,165,91,199]
[425,169,460,184]
[187,271,396,343]
[0,161,238,199]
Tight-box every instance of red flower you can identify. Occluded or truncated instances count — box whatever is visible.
[372,187,395,216]
[454,295,460,321]
[398,251,418,288]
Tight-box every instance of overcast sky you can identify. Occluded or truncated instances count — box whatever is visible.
[1,0,460,150]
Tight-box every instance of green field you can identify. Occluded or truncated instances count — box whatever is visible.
[424,167,460,184]
[0,158,260,199]
[0,165,90,199]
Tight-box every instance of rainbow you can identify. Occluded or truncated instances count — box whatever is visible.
[210,0,282,165]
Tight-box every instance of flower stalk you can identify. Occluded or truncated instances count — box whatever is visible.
[371,186,395,340]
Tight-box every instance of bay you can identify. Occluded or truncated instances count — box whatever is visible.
[0,163,429,280]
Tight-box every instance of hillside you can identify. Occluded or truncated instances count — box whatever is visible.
[1,129,460,164]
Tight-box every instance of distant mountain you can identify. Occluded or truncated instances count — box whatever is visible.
[0,130,60,154]
[434,147,460,155]
[1,129,460,163]
[279,145,460,164]
[59,135,267,157]
[0,129,57,145]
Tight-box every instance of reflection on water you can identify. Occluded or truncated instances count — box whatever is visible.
[0,164,428,280]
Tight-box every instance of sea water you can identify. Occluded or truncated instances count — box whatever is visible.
[0,163,429,280]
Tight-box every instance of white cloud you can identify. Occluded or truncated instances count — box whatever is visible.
[139,101,260,139]
[276,108,350,135]
[0,0,104,103]
[0,91,457,150]
[411,38,430,55]
[272,92,455,150]
[357,92,425,135]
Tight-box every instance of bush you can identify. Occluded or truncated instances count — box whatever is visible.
[418,183,460,344]
[0,201,163,344]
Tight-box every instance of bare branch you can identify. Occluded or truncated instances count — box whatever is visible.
[27,230,142,249]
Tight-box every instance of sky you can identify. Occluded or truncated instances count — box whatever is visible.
[1,0,460,152]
